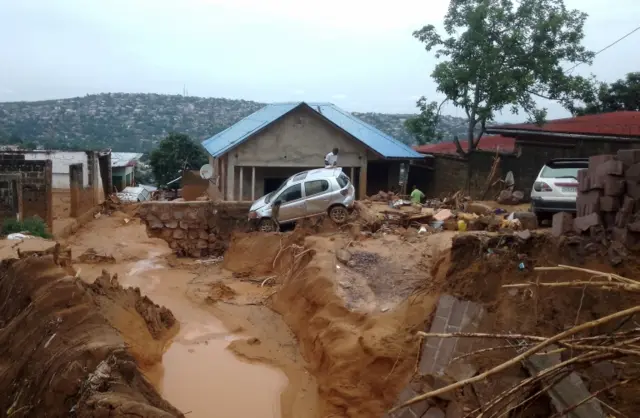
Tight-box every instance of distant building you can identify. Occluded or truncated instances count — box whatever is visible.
[414,135,516,155]
[111,152,143,191]
[202,102,425,200]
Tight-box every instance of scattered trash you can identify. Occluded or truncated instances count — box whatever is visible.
[433,209,453,221]
[430,220,444,230]
[418,226,427,234]
[7,233,32,240]
[195,256,224,264]
[518,262,525,270]
[457,220,467,232]
[94,212,102,219]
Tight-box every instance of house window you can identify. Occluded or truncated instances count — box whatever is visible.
[304,180,329,197]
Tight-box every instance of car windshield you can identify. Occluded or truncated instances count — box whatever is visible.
[540,166,582,179]
[264,177,292,204]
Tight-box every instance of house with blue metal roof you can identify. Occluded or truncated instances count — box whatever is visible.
[201,102,425,201]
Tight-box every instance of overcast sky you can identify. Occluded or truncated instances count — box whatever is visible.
[1,0,639,121]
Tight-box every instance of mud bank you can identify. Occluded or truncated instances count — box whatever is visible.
[0,253,181,417]
[426,233,640,416]
[223,232,443,417]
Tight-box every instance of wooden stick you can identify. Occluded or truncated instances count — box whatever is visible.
[417,331,548,342]
[394,305,640,412]
[534,265,640,285]
[503,281,640,291]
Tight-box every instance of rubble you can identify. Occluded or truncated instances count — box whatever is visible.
[554,150,640,249]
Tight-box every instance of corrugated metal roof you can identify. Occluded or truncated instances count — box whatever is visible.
[202,102,423,159]
[111,152,144,167]
[414,135,516,155]
[487,111,640,137]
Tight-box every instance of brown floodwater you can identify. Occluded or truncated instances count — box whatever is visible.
[82,253,288,418]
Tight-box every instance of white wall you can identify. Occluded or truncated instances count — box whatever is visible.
[24,151,88,189]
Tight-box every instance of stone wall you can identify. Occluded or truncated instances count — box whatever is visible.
[138,201,251,257]
[0,154,52,229]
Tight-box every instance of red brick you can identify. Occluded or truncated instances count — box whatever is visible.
[577,169,591,192]
[574,213,601,233]
[617,149,640,168]
[599,196,620,212]
[552,212,573,237]
[603,176,626,196]
[588,154,615,171]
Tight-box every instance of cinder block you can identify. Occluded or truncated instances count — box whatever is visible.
[603,176,626,196]
[576,190,601,216]
[595,159,624,176]
[589,154,615,171]
[602,212,616,229]
[626,181,640,200]
[513,212,538,230]
[612,227,640,248]
[625,163,640,182]
[599,196,621,212]
[574,213,601,233]
[622,196,636,213]
[577,169,591,192]
[552,212,573,237]
[617,149,640,168]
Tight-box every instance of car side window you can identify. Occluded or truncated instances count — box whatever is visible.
[278,183,302,203]
[337,173,349,188]
[304,180,329,197]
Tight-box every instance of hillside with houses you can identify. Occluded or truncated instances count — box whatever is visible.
[0,93,469,151]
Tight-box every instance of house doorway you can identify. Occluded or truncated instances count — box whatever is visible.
[264,178,287,195]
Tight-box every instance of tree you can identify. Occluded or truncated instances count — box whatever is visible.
[404,98,445,145]
[574,72,640,115]
[410,0,595,155]
[149,133,208,186]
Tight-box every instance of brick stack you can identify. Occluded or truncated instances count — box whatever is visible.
[555,149,640,247]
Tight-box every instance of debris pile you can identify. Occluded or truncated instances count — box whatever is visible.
[388,233,640,418]
[554,150,640,248]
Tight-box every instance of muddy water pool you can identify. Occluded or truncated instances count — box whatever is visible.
[79,254,288,418]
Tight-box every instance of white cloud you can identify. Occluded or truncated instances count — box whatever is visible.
[332,94,347,100]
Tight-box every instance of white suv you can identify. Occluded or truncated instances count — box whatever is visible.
[530,158,588,222]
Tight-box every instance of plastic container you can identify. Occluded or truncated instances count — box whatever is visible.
[457,220,467,232]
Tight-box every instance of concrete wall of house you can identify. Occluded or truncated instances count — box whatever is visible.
[112,166,134,191]
[222,106,371,200]
[0,154,53,229]
[24,151,89,189]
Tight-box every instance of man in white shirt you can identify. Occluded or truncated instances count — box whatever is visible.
[324,148,339,167]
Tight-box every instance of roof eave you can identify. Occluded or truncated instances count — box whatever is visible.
[485,128,640,141]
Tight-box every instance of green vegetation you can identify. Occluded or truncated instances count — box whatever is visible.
[0,93,471,149]
[408,0,596,153]
[2,217,51,238]
[574,72,640,115]
[149,133,208,186]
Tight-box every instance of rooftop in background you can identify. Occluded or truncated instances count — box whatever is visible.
[202,102,423,159]
[487,111,640,138]
[111,152,144,167]
[413,135,515,155]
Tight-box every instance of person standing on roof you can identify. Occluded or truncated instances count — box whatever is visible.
[324,148,339,168]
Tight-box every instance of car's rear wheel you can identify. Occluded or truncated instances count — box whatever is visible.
[329,205,348,224]
[258,218,277,233]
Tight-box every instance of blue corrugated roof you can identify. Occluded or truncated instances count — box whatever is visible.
[202,102,423,159]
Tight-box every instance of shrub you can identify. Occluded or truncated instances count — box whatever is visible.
[2,217,51,238]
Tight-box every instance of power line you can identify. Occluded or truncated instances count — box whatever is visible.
[566,24,640,73]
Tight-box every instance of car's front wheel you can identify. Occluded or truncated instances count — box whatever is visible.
[258,218,277,233]
[328,205,348,224]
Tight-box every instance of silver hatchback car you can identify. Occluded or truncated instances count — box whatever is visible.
[248,167,356,232]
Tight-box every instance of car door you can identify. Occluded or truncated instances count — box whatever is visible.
[304,179,332,216]
[274,183,306,222]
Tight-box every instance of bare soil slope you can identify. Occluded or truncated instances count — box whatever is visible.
[0,252,182,417]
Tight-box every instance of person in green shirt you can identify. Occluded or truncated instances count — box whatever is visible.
[410,185,425,204]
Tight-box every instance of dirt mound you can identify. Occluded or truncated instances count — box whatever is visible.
[222,231,305,277]
[206,280,237,302]
[270,236,438,417]
[430,232,640,415]
[0,253,182,417]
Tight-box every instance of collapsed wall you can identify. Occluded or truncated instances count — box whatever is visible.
[388,233,640,417]
[138,201,251,257]
[0,253,182,417]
